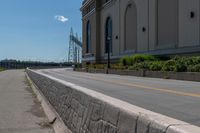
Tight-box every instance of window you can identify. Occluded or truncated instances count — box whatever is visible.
[86,21,91,53]
[105,17,112,53]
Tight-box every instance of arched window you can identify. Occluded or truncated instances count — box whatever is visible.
[105,17,112,53]
[124,2,137,51]
[86,21,91,53]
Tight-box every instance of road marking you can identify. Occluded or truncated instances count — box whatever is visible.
[48,71,200,98]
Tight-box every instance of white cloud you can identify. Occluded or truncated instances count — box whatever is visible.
[54,15,69,23]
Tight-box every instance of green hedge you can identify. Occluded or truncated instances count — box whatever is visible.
[131,54,157,63]
[120,54,157,66]
[84,55,200,72]
[188,64,200,72]
[149,61,163,71]
[122,55,200,72]
[120,56,133,66]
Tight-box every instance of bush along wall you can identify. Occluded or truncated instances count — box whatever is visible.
[82,55,200,72]
[122,55,200,72]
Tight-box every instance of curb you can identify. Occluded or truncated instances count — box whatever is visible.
[25,73,71,133]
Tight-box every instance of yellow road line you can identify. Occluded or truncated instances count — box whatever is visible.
[57,71,200,98]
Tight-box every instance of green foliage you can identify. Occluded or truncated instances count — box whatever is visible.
[129,62,151,70]
[87,64,106,69]
[111,64,126,70]
[119,55,200,72]
[182,56,200,66]
[84,55,200,72]
[188,64,200,72]
[120,56,133,66]
[163,56,197,72]
[131,54,157,63]
[174,62,187,72]
[120,54,157,66]
[162,60,175,71]
[0,67,5,72]
[149,61,163,71]
[161,59,187,72]
[74,63,82,69]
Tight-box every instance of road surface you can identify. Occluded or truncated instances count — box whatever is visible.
[0,70,53,133]
[39,68,200,127]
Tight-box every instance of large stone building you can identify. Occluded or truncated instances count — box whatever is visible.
[81,0,200,63]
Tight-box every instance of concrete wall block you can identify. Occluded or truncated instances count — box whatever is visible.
[147,114,187,133]
[77,103,86,118]
[97,120,117,133]
[136,113,151,133]
[166,125,200,133]
[149,122,167,133]
[117,110,138,133]
[103,103,120,126]
[81,105,93,131]
[88,120,100,133]
[90,102,104,121]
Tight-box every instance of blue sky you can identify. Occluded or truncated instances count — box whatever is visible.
[0,0,82,62]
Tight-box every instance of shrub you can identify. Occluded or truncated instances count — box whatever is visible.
[120,54,158,66]
[185,57,200,66]
[170,57,187,72]
[95,64,106,69]
[131,54,157,64]
[188,64,200,72]
[161,59,187,72]
[0,67,5,72]
[111,64,126,70]
[171,56,200,66]
[74,63,82,68]
[149,61,163,71]
[128,62,151,70]
[86,64,106,69]
[120,56,133,66]
[174,62,187,72]
[162,60,176,71]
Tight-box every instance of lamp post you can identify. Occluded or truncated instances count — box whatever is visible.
[106,36,111,74]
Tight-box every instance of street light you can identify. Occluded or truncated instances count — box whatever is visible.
[106,36,111,74]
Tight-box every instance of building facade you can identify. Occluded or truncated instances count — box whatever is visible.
[81,0,200,63]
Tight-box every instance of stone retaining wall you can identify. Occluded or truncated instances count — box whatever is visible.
[26,69,200,133]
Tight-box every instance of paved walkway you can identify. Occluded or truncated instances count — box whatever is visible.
[0,70,53,133]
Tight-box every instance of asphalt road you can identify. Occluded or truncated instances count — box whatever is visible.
[0,70,53,133]
[38,68,200,127]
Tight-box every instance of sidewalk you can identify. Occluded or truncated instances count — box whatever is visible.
[0,70,53,133]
